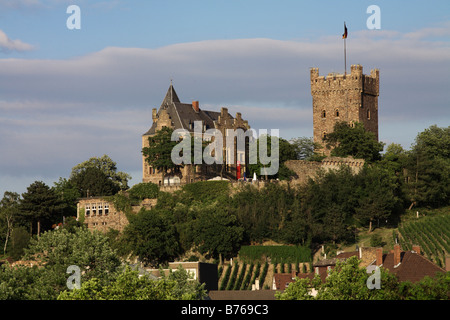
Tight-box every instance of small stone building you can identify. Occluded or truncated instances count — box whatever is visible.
[76,197,157,233]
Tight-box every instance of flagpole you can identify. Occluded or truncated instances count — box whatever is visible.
[343,22,347,76]
[344,37,347,76]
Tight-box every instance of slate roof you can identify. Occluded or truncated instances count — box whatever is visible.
[143,84,233,136]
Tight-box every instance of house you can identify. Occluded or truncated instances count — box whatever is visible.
[273,244,447,291]
[76,196,157,232]
[146,261,219,292]
[368,244,447,283]
[142,83,251,185]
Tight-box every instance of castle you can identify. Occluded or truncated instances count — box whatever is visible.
[141,84,251,185]
[310,64,379,154]
[77,64,379,233]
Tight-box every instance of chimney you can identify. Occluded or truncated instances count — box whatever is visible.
[192,101,199,113]
[393,244,401,266]
[376,247,383,266]
[412,245,421,255]
[152,108,157,122]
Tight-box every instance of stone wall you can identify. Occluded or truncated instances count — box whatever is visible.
[310,64,379,155]
[77,197,157,233]
[285,156,365,185]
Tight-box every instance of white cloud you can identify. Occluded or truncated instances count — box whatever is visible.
[0,25,449,195]
[0,29,34,52]
[0,0,42,10]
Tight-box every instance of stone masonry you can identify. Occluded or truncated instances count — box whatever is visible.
[310,64,379,154]
[77,197,157,233]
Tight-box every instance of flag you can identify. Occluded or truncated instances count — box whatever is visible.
[342,22,348,39]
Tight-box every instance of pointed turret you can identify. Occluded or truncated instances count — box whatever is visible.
[161,82,180,106]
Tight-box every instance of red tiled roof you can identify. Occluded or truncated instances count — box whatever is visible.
[380,251,446,283]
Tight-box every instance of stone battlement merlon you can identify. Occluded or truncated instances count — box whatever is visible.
[310,64,379,95]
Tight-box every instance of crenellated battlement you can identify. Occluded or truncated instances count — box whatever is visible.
[310,64,379,154]
[310,64,379,96]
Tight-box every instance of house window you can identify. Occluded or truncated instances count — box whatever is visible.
[104,203,109,215]
[92,204,97,216]
[98,204,103,216]
[321,110,326,118]
[85,204,90,217]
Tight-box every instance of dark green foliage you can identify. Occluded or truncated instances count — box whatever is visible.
[122,209,180,267]
[8,227,30,260]
[247,134,297,180]
[142,127,180,181]
[404,125,450,208]
[128,182,159,202]
[238,245,312,264]
[370,234,386,247]
[258,262,269,288]
[181,180,230,203]
[226,261,239,290]
[192,205,243,260]
[219,264,232,290]
[70,167,120,197]
[20,181,64,236]
[52,178,80,218]
[324,121,385,162]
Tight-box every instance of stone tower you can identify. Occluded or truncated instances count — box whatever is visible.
[310,64,379,153]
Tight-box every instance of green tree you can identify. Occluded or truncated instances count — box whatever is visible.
[405,125,450,208]
[248,134,297,180]
[58,265,207,300]
[0,191,21,255]
[276,256,401,300]
[122,208,180,267]
[70,166,120,197]
[70,154,131,190]
[301,166,357,244]
[52,177,81,218]
[8,227,30,261]
[324,121,385,162]
[354,165,401,232]
[20,181,64,236]
[23,227,121,287]
[128,182,159,202]
[192,203,244,260]
[398,272,450,300]
[0,227,121,300]
[290,136,324,161]
[142,127,180,185]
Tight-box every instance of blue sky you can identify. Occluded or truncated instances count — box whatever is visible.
[0,0,449,196]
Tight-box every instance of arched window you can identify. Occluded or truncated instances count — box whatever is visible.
[335,108,340,117]
[321,110,326,118]
[322,131,327,140]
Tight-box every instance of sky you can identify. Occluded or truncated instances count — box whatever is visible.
[0,0,449,196]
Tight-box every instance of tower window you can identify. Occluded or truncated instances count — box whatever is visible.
[322,131,327,140]
[321,110,326,118]
[367,109,371,120]
[335,109,340,117]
